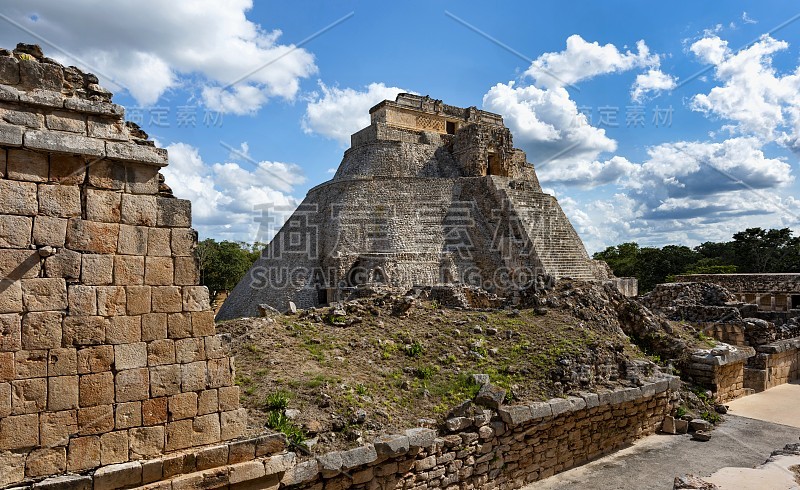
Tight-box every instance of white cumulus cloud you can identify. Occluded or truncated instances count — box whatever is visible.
[631,69,678,102]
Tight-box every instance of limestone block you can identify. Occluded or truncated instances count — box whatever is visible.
[88,117,126,140]
[204,334,228,359]
[0,352,13,381]
[33,215,68,247]
[153,286,182,313]
[230,461,266,485]
[116,368,150,402]
[147,227,171,256]
[97,286,126,316]
[107,141,167,166]
[0,122,23,146]
[218,386,240,411]
[38,184,81,217]
[121,194,157,227]
[130,426,164,460]
[21,278,67,311]
[0,147,3,177]
[45,111,86,133]
[0,313,22,351]
[193,311,216,337]
[106,315,142,344]
[171,228,197,256]
[93,461,143,490]
[0,249,40,281]
[0,215,33,248]
[44,248,81,280]
[24,129,105,156]
[196,444,228,471]
[85,188,122,223]
[100,430,129,465]
[65,98,125,117]
[167,312,192,339]
[182,286,210,311]
[0,105,44,129]
[0,451,25,487]
[149,364,181,397]
[142,397,168,426]
[142,313,167,341]
[207,357,233,388]
[0,55,19,84]
[0,280,24,314]
[47,375,79,411]
[145,256,174,286]
[18,58,63,90]
[147,339,175,366]
[68,285,97,316]
[11,377,47,414]
[81,254,114,285]
[168,392,197,421]
[47,347,78,376]
[175,337,205,363]
[25,446,67,478]
[66,219,119,254]
[114,255,145,285]
[127,285,151,315]
[7,148,48,182]
[115,401,142,430]
[164,419,194,452]
[67,436,101,471]
[35,474,93,489]
[114,342,148,370]
[0,412,39,449]
[125,163,160,194]
[174,256,199,286]
[0,179,38,215]
[118,224,149,255]
[79,372,115,407]
[182,361,207,392]
[220,408,248,440]
[14,349,47,378]
[264,452,296,476]
[141,460,164,485]
[39,409,78,447]
[49,154,85,185]
[157,198,191,227]
[88,160,125,190]
[63,316,107,346]
[197,388,218,415]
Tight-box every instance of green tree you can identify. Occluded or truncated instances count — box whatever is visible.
[195,239,262,295]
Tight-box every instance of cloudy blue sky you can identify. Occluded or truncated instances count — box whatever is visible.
[2,0,799,253]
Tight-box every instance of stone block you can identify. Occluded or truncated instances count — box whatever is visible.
[123,286,150,316]
[79,372,115,407]
[167,312,192,338]
[38,184,81,218]
[48,348,78,376]
[264,452,296,476]
[197,388,218,415]
[142,397,168,426]
[0,179,38,215]
[24,129,105,156]
[0,313,22,351]
[141,460,164,485]
[0,122,23,146]
[192,311,216,337]
[0,450,25,487]
[77,345,114,374]
[48,375,79,411]
[67,436,101,471]
[281,459,318,486]
[207,357,233,388]
[21,278,67,311]
[220,408,248,440]
[183,286,210,312]
[64,98,124,116]
[121,194,157,227]
[18,58,63,90]
[148,339,175,366]
[218,386,240,411]
[0,55,19,84]
[12,377,47,414]
[498,405,532,426]
[33,215,68,247]
[14,349,46,378]
[7,148,48,182]
[66,219,119,254]
[77,404,115,435]
[68,285,96,316]
[100,430,129,465]
[230,461,266,485]
[118,224,149,255]
[93,461,143,490]
[374,434,410,457]
[44,248,81,280]
[34,474,93,490]
[81,254,114,285]
[142,313,167,341]
[152,286,182,313]
[165,419,194,451]
[182,361,207,392]
[196,444,228,470]
[130,426,164,460]
[39,409,78,447]
[85,188,122,223]
[175,337,205,363]
[0,215,33,248]
[106,141,168,166]
[171,228,197,256]
[125,163,160,194]
[88,159,125,190]
[168,392,198,421]
[150,364,181,397]
[49,153,85,185]
[145,256,174,286]
[88,117,126,140]
[63,316,107,346]
[204,334,228,359]
[174,256,199,286]
[0,280,23,314]
[25,446,66,478]
[0,249,40,281]
[114,342,148,371]
[147,227,171,256]
[97,286,126,316]
[106,315,141,344]
[45,111,86,133]
[115,401,142,430]
[21,311,63,350]
[157,198,191,227]
[0,105,43,129]
[114,255,145,285]
[0,412,39,449]
[116,368,150,402]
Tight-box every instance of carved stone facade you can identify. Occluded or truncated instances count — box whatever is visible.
[219,94,609,319]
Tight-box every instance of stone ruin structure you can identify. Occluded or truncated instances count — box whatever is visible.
[675,273,800,319]
[219,94,620,319]
[0,44,260,488]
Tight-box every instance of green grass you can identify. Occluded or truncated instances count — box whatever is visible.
[402,341,424,358]
[265,410,306,447]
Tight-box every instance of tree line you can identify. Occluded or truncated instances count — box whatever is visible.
[195,239,264,296]
[593,228,800,292]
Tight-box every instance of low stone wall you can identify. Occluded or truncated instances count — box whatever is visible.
[696,322,746,346]
[682,346,755,403]
[744,339,800,392]
[21,376,679,490]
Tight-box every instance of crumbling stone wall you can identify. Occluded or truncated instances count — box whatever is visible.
[682,346,754,403]
[0,44,244,487]
[744,339,800,392]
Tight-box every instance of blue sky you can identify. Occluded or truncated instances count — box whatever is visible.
[2,1,800,253]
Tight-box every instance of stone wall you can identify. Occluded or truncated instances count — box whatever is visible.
[744,339,800,392]
[0,44,245,487]
[682,345,754,403]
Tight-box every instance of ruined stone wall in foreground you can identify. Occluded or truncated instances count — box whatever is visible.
[0,44,245,487]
